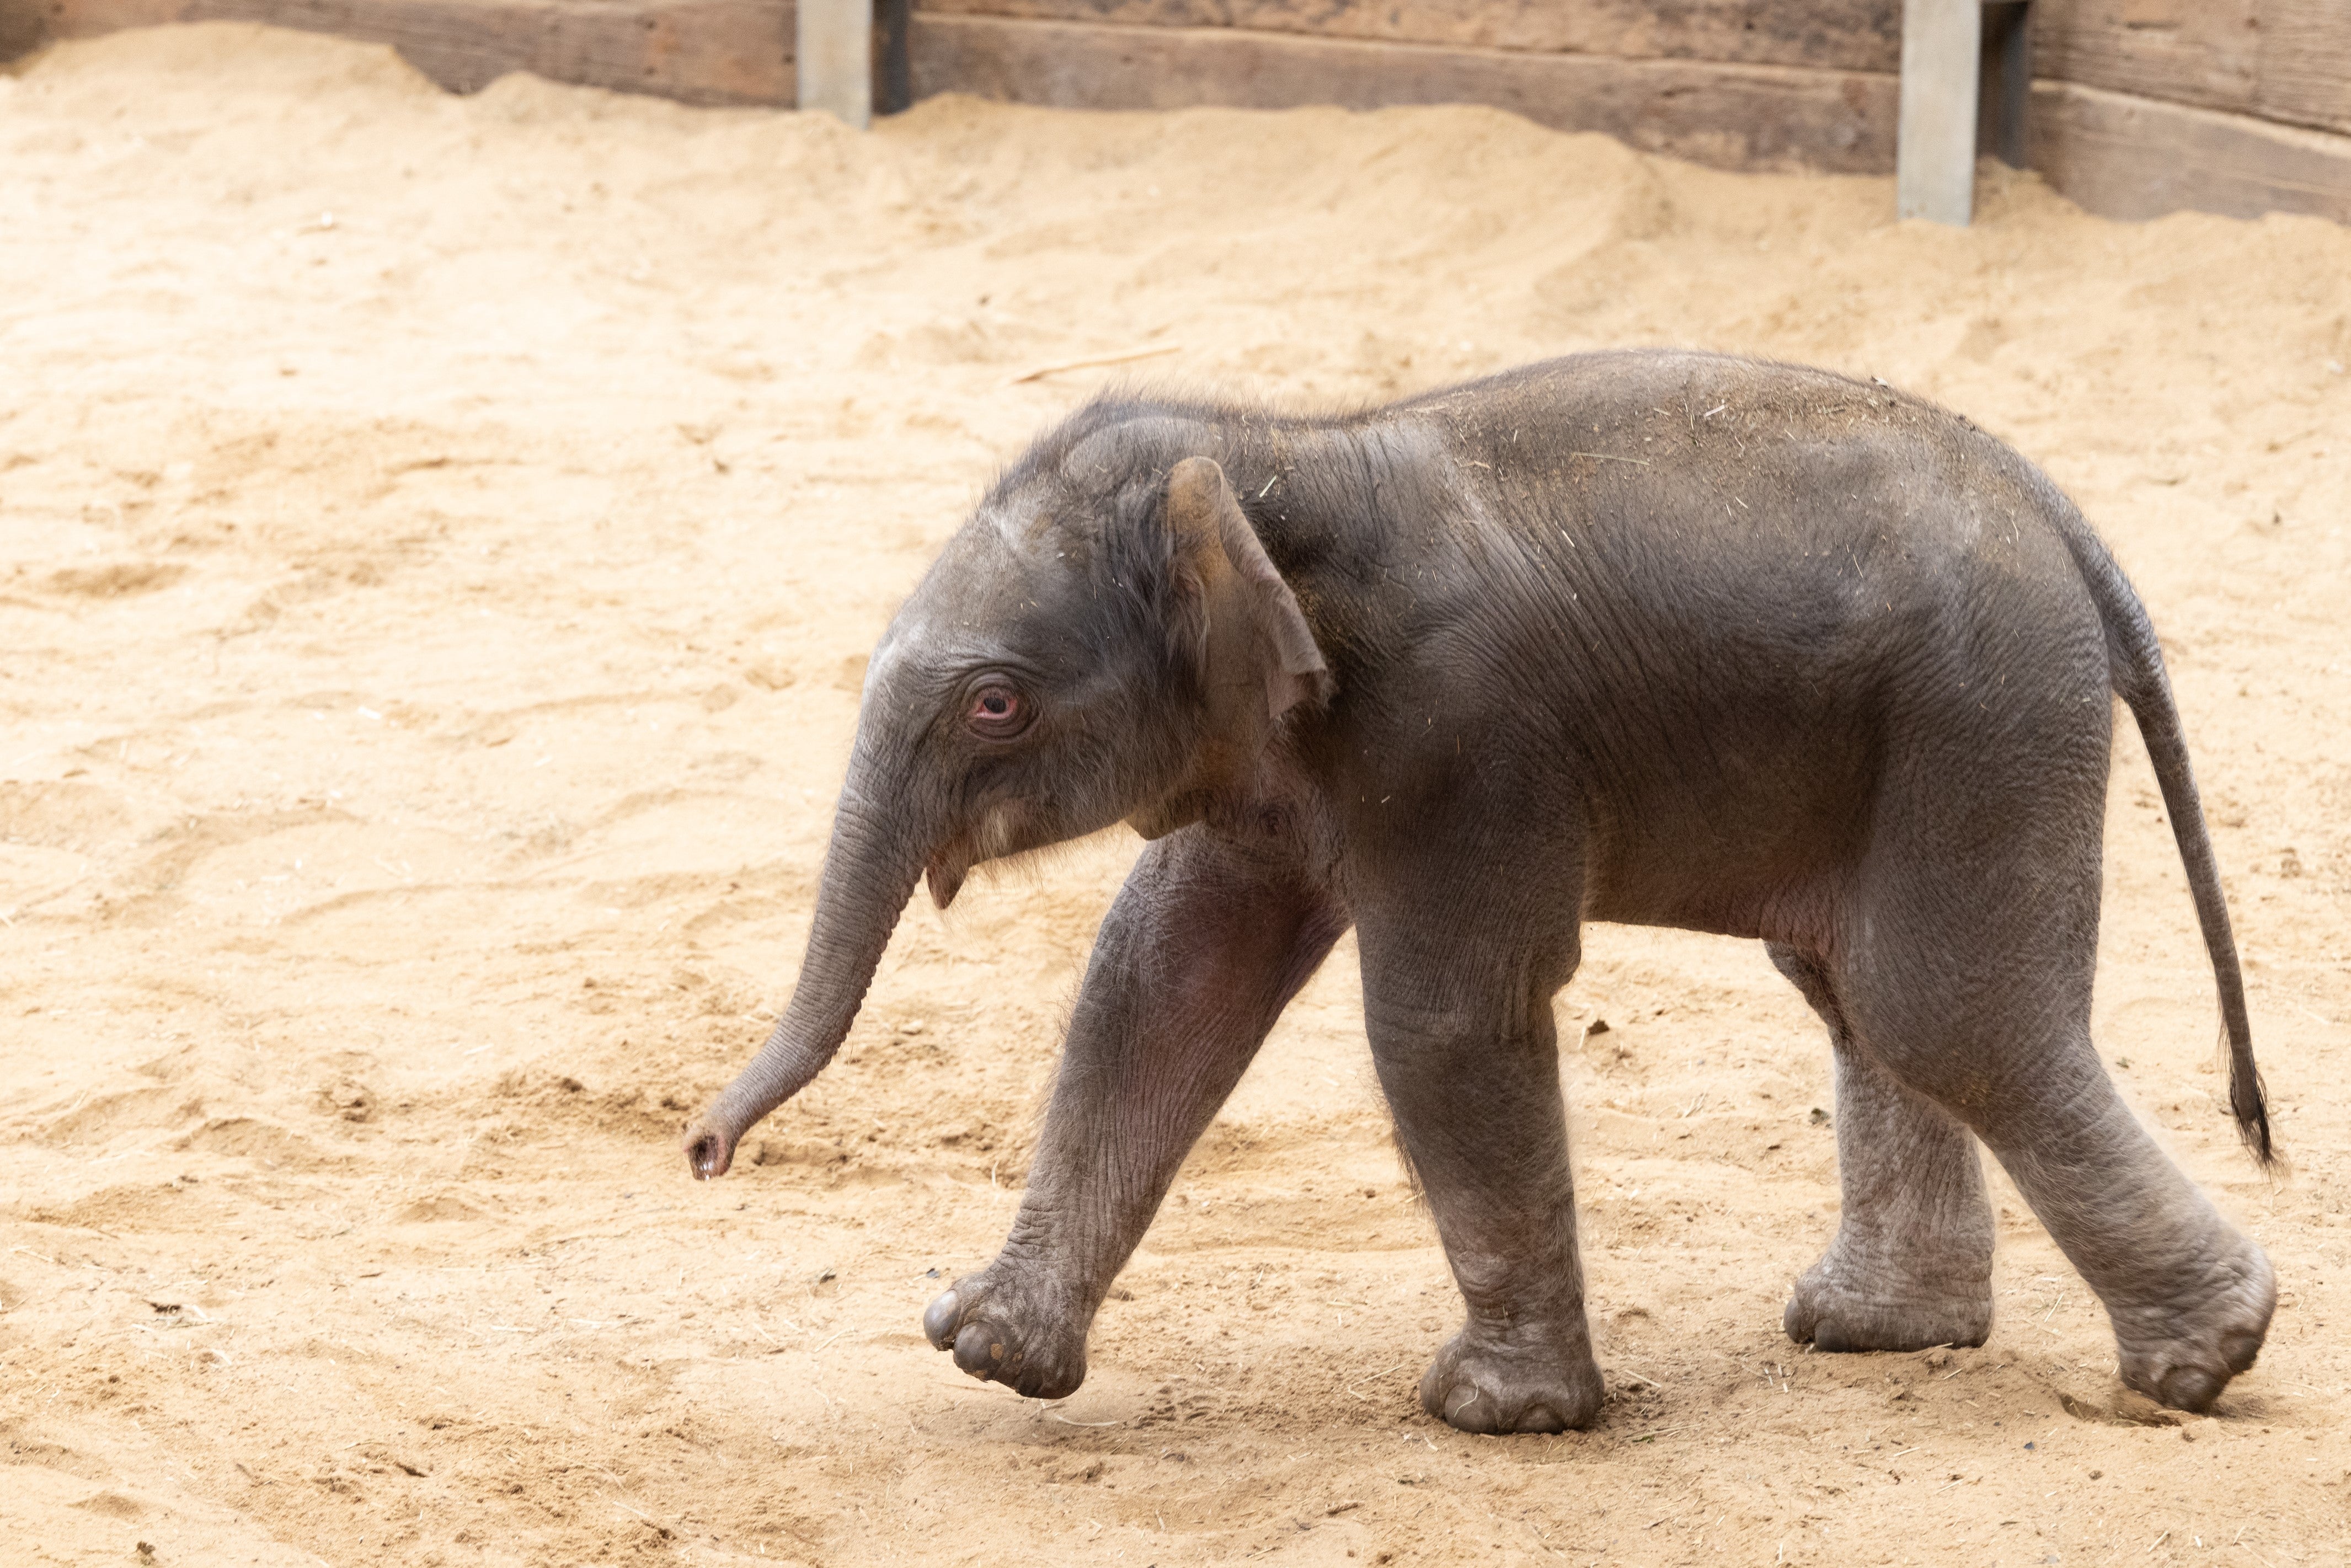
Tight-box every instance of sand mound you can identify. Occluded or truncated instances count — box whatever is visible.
[3,22,2346,1566]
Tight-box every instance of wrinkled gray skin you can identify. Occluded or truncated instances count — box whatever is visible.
[684,351,2278,1433]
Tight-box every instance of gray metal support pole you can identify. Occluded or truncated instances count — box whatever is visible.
[798,0,872,129]
[1898,0,1983,224]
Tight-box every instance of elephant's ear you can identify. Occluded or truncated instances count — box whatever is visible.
[1164,456,1333,719]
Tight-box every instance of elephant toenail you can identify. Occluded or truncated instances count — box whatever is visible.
[1781,1298,1809,1343]
[922,1291,960,1349]
[952,1323,996,1377]
[1444,1385,1483,1422]
[991,1342,1006,1361]
[2158,1365,2225,1413]
[2220,1330,2263,1374]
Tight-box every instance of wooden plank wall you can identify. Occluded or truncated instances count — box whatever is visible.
[2,0,2347,222]
[899,0,2351,220]
[905,0,1906,172]
[2026,0,2351,217]
[13,0,795,103]
[913,0,1906,74]
[906,17,1901,173]
[2034,0,2350,138]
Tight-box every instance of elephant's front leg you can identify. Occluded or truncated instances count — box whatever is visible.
[923,826,1346,1397]
[1359,904,1602,1434]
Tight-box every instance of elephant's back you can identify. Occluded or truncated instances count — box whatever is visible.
[1345,352,2113,932]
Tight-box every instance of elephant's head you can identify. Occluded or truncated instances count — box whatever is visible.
[682,424,1331,1179]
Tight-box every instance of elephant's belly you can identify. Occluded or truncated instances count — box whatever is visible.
[1581,859,1848,945]
[1574,763,1866,944]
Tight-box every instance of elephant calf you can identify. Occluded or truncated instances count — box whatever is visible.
[684,350,2277,1432]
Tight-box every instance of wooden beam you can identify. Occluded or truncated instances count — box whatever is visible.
[908,13,1901,173]
[2028,0,2350,141]
[13,0,797,104]
[2031,77,2351,223]
[912,0,1907,76]
[2031,0,2262,124]
[0,0,42,57]
[2253,0,2351,138]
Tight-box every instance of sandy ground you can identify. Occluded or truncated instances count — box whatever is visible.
[2,23,2348,1567]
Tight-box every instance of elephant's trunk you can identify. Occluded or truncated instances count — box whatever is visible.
[683,789,918,1180]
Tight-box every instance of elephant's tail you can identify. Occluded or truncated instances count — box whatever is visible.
[2055,509,2275,1168]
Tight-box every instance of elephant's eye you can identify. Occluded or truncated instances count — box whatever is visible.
[966,683,1028,738]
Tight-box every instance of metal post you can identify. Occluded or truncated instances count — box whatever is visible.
[1897,0,1984,224]
[798,0,872,129]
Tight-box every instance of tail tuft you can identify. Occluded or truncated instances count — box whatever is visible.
[2224,1029,2276,1169]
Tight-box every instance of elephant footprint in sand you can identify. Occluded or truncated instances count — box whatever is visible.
[685,350,2277,1433]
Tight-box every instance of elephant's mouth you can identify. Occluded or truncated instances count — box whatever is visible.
[925,859,968,909]
[925,799,1046,910]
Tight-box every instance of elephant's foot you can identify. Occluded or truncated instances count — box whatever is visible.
[922,1259,1091,1400]
[1783,1229,1993,1353]
[1418,1328,1605,1435]
[2110,1237,2274,1414]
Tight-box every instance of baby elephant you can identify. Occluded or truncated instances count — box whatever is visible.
[684,350,2277,1432]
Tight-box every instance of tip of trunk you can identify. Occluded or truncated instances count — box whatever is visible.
[683,1117,738,1180]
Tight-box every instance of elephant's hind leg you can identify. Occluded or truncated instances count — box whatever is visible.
[1829,764,2274,1412]
[1770,943,1996,1353]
